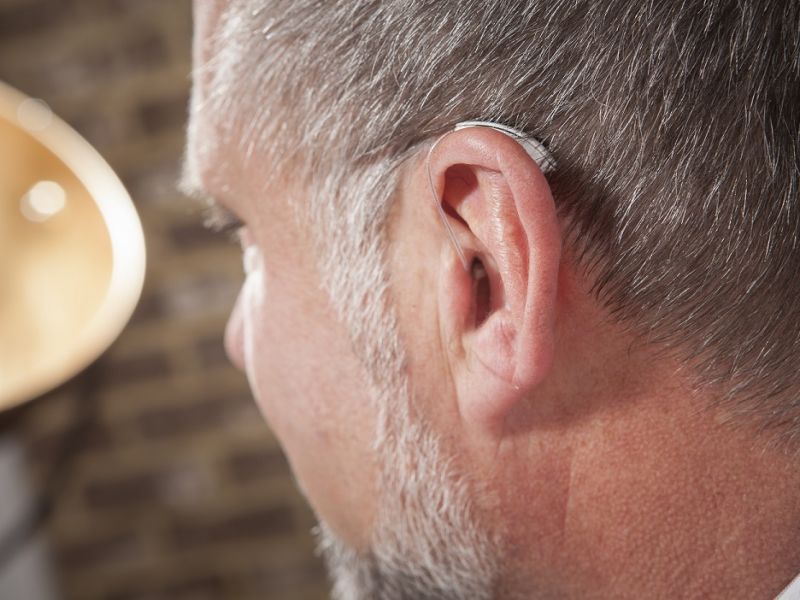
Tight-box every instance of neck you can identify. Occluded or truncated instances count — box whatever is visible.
[500,405,800,599]
[488,267,800,599]
[670,429,800,600]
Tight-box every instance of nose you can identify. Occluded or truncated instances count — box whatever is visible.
[224,290,246,371]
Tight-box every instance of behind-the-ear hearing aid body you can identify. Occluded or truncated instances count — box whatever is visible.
[453,121,556,174]
[426,120,556,270]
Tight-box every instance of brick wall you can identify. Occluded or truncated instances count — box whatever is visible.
[0,2,329,598]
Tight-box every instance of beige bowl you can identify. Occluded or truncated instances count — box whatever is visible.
[0,82,146,410]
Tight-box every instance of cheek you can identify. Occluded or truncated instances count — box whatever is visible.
[239,253,301,431]
[239,254,268,387]
[236,249,334,434]
[232,246,380,545]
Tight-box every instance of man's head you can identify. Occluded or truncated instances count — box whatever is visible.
[184,1,800,597]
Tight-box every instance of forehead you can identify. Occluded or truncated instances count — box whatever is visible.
[185,0,313,219]
[192,0,227,42]
[185,0,245,207]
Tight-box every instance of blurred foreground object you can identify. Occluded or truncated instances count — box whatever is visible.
[0,81,145,409]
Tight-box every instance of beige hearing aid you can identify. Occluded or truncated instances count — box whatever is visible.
[453,120,555,173]
[427,120,556,270]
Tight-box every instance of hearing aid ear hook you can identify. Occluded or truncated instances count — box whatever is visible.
[426,120,556,271]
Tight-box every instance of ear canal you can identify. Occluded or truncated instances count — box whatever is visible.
[470,257,491,327]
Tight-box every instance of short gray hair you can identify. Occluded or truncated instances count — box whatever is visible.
[201,0,800,443]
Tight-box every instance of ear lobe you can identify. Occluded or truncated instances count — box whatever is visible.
[431,127,562,429]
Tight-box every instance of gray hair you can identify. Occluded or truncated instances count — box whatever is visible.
[200,0,800,442]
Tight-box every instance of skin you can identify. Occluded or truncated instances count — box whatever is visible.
[388,133,800,598]
[191,1,380,549]
[189,2,800,597]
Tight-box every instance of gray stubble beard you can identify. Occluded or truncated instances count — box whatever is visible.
[314,373,498,599]
[306,154,499,599]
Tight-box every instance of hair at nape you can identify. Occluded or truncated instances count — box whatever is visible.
[208,0,800,445]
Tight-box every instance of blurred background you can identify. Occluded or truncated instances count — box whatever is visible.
[0,1,329,598]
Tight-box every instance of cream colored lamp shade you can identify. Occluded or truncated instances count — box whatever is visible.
[0,82,146,410]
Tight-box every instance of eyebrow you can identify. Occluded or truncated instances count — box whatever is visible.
[177,170,241,232]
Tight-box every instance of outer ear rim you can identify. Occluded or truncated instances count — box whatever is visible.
[429,125,562,429]
[494,139,561,390]
[454,120,557,174]
[427,121,557,271]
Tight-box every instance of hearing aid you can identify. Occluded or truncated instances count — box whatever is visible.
[453,121,555,173]
[427,120,556,270]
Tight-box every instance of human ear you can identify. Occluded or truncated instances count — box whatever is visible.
[428,125,562,430]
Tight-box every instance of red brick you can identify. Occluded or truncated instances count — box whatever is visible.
[27,422,111,464]
[137,394,255,439]
[106,352,172,385]
[138,93,189,134]
[194,335,229,368]
[170,506,296,548]
[57,530,141,570]
[103,574,226,600]
[128,293,166,324]
[226,448,291,483]
[0,2,69,39]
[84,471,169,510]
[85,464,212,511]
[168,221,228,249]
[246,563,329,597]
